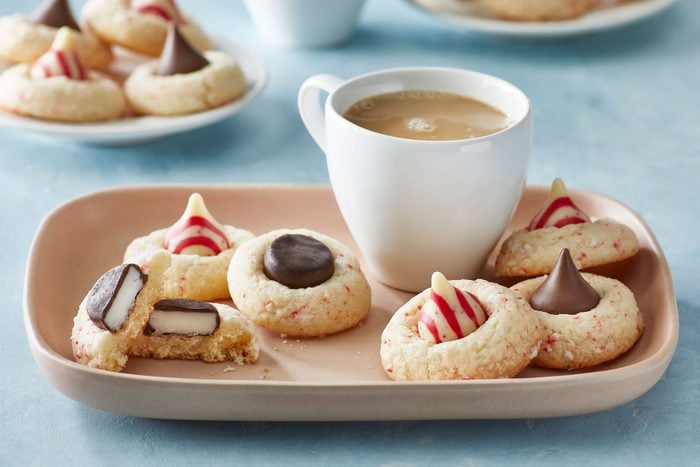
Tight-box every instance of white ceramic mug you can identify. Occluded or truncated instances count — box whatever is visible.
[242,0,367,48]
[298,67,532,292]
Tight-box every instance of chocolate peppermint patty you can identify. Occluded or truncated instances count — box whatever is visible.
[29,0,80,30]
[530,248,600,314]
[263,234,334,289]
[86,263,147,332]
[145,298,220,336]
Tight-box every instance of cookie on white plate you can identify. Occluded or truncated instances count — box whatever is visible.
[476,0,599,21]
[124,24,245,116]
[82,0,209,57]
[0,27,125,122]
[0,0,112,70]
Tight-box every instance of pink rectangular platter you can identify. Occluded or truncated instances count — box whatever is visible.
[23,184,678,420]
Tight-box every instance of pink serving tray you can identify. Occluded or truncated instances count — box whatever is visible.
[23,184,678,420]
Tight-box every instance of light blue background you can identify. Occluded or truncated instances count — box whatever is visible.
[1,0,698,465]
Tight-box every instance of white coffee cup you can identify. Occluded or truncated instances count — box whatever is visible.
[242,0,367,48]
[298,67,532,292]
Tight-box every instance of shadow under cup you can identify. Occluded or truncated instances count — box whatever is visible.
[325,68,532,292]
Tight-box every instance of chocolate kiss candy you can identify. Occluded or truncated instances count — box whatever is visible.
[263,234,334,289]
[530,248,600,314]
[29,0,80,30]
[145,299,220,336]
[86,264,147,332]
[156,24,209,76]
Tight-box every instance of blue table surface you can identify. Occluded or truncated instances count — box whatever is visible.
[1,0,699,465]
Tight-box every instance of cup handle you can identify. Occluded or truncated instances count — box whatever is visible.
[298,74,344,154]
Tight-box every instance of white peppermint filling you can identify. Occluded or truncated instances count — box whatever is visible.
[104,267,144,331]
[148,310,218,336]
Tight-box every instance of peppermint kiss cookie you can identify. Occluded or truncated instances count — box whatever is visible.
[511,248,644,370]
[124,193,254,301]
[476,0,598,21]
[82,0,210,57]
[124,24,246,115]
[71,251,170,372]
[228,229,372,337]
[380,272,543,380]
[0,0,112,70]
[128,299,260,364]
[495,178,639,277]
[0,27,126,122]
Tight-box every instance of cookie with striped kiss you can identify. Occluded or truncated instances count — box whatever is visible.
[380,275,543,380]
[124,193,254,301]
[0,27,125,122]
[0,0,112,70]
[495,178,639,277]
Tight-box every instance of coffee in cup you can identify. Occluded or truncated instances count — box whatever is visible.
[342,90,511,141]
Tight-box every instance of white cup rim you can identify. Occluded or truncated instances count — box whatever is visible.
[327,66,532,145]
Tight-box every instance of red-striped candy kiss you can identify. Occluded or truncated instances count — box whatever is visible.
[528,178,591,230]
[164,193,231,256]
[30,27,87,80]
[131,0,180,22]
[417,272,488,344]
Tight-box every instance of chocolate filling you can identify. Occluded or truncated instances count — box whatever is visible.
[29,0,80,30]
[156,23,209,76]
[263,234,335,289]
[530,248,600,315]
[144,298,220,336]
[86,263,147,332]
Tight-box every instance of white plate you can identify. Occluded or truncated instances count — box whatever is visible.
[406,0,677,38]
[0,36,267,145]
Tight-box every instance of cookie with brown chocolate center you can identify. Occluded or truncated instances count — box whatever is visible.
[228,229,371,337]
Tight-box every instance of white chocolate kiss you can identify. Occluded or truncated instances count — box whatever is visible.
[417,272,487,344]
[528,178,590,230]
[148,310,218,336]
[104,266,145,331]
[30,27,86,80]
[164,193,232,256]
